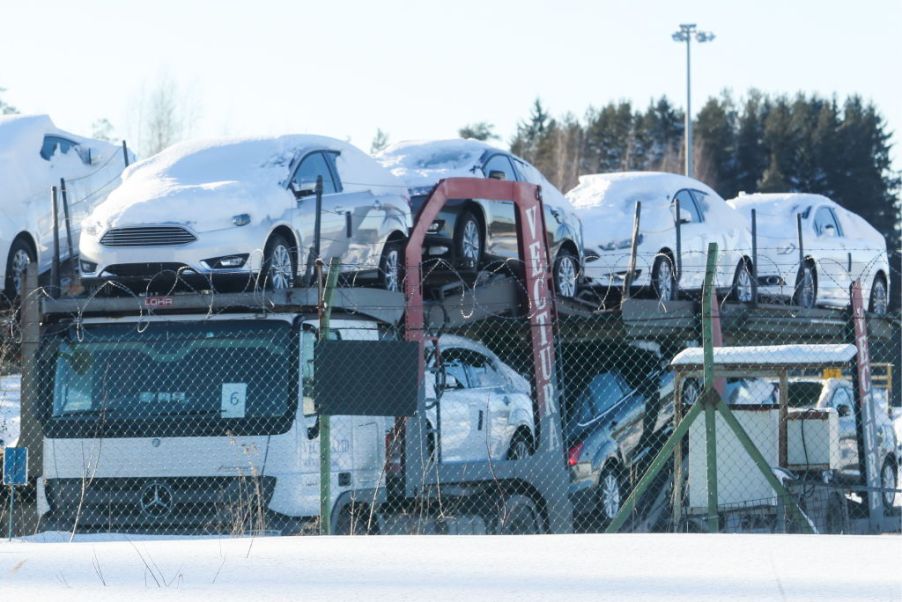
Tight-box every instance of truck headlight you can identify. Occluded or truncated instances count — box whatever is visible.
[232,214,251,227]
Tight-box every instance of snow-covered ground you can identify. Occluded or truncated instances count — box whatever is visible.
[0,373,20,447]
[0,533,899,600]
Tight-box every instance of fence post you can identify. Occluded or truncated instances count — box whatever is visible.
[121,140,130,167]
[751,208,758,306]
[796,213,804,270]
[59,178,74,260]
[318,256,341,535]
[701,242,719,533]
[622,201,641,301]
[50,186,60,298]
[674,197,682,293]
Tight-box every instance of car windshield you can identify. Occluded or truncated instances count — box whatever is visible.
[52,320,293,422]
[786,381,826,408]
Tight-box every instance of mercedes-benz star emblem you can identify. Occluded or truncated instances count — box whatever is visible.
[139,482,174,517]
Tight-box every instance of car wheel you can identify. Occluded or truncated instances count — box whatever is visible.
[731,259,754,303]
[489,494,543,534]
[262,235,296,290]
[455,211,482,269]
[879,458,897,511]
[553,249,579,299]
[869,276,888,315]
[598,464,624,524]
[652,255,676,301]
[507,430,532,460]
[794,263,816,309]
[4,238,36,300]
[378,240,403,292]
[334,502,378,535]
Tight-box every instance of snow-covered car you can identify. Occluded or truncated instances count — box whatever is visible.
[79,135,411,291]
[783,377,898,510]
[566,172,755,302]
[376,139,585,298]
[425,335,535,463]
[727,193,890,313]
[0,114,129,298]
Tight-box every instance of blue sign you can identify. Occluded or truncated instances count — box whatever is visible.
[2,447,27,486]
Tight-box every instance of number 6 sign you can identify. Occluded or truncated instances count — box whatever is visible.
[221,383,247,418]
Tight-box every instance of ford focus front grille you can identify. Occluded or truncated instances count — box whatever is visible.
[101,226,196,247]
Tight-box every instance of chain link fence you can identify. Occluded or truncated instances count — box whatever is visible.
[0,243,899,539]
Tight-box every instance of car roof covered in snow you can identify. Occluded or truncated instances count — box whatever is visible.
[566,171,747,246]
[0,114,120,207]
[93,134,406,228]
[375,138,572,210]
[671,344,857,369]
[726,192,885,246]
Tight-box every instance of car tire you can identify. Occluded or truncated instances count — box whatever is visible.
[507,430,533,461]
[879,458,897,512]
[652,254,676,301]
[334,502,378,535]
[4,238,36,300]
[454,211,482,270]
[598,464,625,525]
[869,275,888,315]
[378,240,403,293]
[553,248,580,299]
[731,259,754,303]
[794,263,816,309]
[489,493,543,535]
[262,234,296,290]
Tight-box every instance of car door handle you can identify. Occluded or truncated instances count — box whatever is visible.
[477,410,484,431]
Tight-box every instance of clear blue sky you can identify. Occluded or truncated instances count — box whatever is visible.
[2,0,900,170]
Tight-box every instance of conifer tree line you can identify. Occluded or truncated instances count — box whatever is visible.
[501,91,900,307]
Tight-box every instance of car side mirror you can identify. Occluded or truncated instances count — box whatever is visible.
[487,170,506,181]
[837,404,850,418]
[290,180,318,199]
[822,224,836,238]
[444,373,461,390]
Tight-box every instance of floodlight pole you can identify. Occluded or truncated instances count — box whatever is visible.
[673,24,714,178]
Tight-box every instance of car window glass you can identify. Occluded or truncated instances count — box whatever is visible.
[40,135,79,161]
[482,154,517,181]
[814,207,841,237]
[585,372,626,417]
[292,152,337,194]
[672,189,702,223]
[439,349,470,389]
[322,151,343,191]
[465,351,505,388]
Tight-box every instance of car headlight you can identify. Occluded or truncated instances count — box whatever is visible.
[599,234,642,251]
[232,214,251,227]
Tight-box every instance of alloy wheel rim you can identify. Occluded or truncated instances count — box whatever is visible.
[269,244,293,289]
[736,264,753,302]
[462,220,480,264]
[602,473,621,519]
[556,256,578,298]
[511,440,529,460]
[881,463,896,507]
[384,249,400,292]
[657,260,673,301]
[800,268,815,308]
[872,281,887,314]
[11,249,31,294]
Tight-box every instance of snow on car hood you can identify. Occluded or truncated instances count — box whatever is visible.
[91,135,406,232]
[727,193,886,249]
[566,172,748,250]
[0,114,120,212]
[376,138,574,212]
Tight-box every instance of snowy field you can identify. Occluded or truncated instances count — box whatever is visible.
[0,533,899,600]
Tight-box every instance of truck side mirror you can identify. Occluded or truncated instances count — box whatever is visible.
[290,180,317,199]
[444,373,461,390]
[487,170,506,180]
[837,404,850,418]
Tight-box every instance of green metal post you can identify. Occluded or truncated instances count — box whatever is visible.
[714,398,814,533]
[606,399,705,533]
[319,257,341,535]
[701,242,719,533]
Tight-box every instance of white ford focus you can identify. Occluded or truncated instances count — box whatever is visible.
[727,193,890,313]
[79,135,411,292]
[566,172,755,302]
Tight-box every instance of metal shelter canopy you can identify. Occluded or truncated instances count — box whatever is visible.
[671,344,858,372]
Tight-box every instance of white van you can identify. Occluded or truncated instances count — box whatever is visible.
[37,312,390,534]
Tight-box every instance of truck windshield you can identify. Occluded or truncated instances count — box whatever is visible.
[51,320,294,429]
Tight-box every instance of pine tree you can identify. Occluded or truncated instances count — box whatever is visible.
[510,98,551,160]
[370,128,390,154]
[734,91,769,194]
[458,122,498,141]
[0,86,19,115]
[694,93,738,194]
